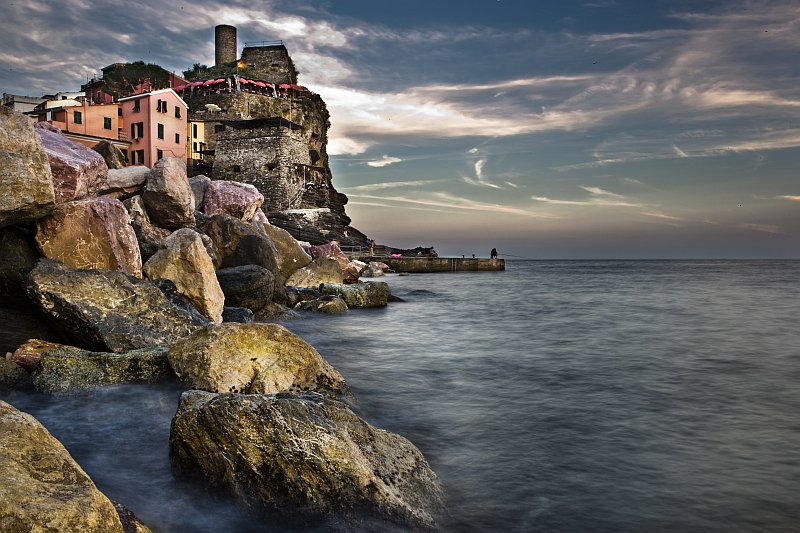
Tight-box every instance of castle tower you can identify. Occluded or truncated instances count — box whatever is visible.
[215,25,237,66]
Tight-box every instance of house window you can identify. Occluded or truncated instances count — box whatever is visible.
[133,150,144,164]
[157,123,164,139]
[73,111,82,124]
[157,100,167,113]
[117,107,122,116]
[175,132,180,144]
[131,122,144,139]
[132,100,140,112]
[103,117,112,130]
[157,149,163,160]
[193,142,197,152]
[175,106,181,118]
[214,124,225,133]
[192,124,197,137]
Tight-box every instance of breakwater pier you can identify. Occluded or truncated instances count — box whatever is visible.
[361,257,505,273]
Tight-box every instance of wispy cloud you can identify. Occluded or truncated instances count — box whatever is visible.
[640,210,683,221]
[348,192,556,218]
[341,179,441,192]
[532,186,642,208]
[463,158,502,189]
[738,223,782,234]
[367,155,402,168]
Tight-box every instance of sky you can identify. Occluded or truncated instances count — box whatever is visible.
[2,0,799,258]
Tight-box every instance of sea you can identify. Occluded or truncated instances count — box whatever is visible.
[2,260,799,532]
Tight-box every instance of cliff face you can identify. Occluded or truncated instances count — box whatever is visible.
[186,91,364,247]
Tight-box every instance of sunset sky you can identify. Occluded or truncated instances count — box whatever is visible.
[2,0,798,258]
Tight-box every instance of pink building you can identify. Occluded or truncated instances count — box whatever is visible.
[119,88,187,167]
[31,101,129,154]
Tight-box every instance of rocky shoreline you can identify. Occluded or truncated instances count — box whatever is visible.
[0,106,443,530]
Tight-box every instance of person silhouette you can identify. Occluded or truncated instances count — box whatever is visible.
[490,248,498,259]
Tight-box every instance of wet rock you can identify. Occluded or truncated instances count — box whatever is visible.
[142,157,195,229]
[215,265,274,312]
[92,140,127,170]
[295,295,349,314]
[262,221,312,279]
[25,259,207,352]
[0,400,125,532]
[360,267,385,278]
[370,261,390,272]
[100,166,148,198]
[285,257,343,288]
[222,306,254,323]
[319,282,390,308]
[152,279,211,325]
[35,197,143,277]
[123,195,171,262]
[143,228,224,323]
[253,302,298,322]
[167,323,349,396]
[35,127,108,203]
[285,286,321,308]
[189,175,210,210]
[169,390,443,530]
[113,502,153,533]
[0,108,55,228]
[31,345,171,393]
[0,225,39,299]
[0,357,30,391]
[9,338,67,370]
[199,214,279,272]
[202,180,264,222]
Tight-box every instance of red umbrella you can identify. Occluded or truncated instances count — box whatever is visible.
[172,84,186,92]
[240,78,250,84]
[254,81,266,87]
[203,79,216,86]
[215,78,227,84]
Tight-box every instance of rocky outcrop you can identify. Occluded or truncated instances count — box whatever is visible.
[169,390,443,530]
[26,259,207,352]
[92,140,127,170]
[222,306,254,323]
[35,197,143,278]
[142,157,195,229]
[0,225,39,299]
[35,127,108,204]
[319,282,390,308]
[123,195,171,262]
[31,345,171,393]
[202,180,264,222]
[285,257,343,288]
[189,175,210,211]
[100,166,149,198]
[0,400,125,532]
[0,357,29,391]
[143,228,224,323]
[167,323,349,396]
[0,107,55,228]
[9,338,67,370]
[309,241,362,283]
[295,295,348,314]
[199,214,279,272]
[215,265,274,312]
[262,221,311,279]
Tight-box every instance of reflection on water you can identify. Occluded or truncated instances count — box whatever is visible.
[2,261,800,532]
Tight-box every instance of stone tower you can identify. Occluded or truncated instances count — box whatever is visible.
[215,25,237,66]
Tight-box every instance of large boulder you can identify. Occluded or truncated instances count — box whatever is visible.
[143,228,224,323]
[35,126,108,203]
[0,107,55,228]
[215,265,274,312]
[0,358,29,391]
[285,257,344,288]
[202,180,264,222]
[31,345,171,393]
[319,282,390,308]
[0,400,125,532]
[167,323,349,396]
[189,175,211,211]
[262,221,312,279]
[141,157,195,229]
[123,195,171,262]
[9,338,68,370]
[91,140,127,170]
[310,241,362,283]
[99,165,148,198]
[295,295,349,314]
[170,390,443,530]
[199,214,279,272]
[25,259,208,352]
[0,225,39,299]
[35,197,143,278]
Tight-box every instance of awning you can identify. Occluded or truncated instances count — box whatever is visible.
[203,79,217,86]
[254,81,267,87]
[172,84,186,92]
[215,78,227,83]
[279,84,307,91]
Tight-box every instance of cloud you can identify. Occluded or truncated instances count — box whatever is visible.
[580,186,625,198]
[463,158,502,189]
[779,195,800,201]
[341,179,441,192]
[640,210,683,221]
[348,192,556,218]
[367,155,402,168]
[738,223,782,234]
[672,144,688,157]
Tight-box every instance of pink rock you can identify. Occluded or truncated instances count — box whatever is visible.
[202,180,264,222]
[309,242,361,284]
[253,208,268,224]
[34,128,108,204]
[10,339,67,370]
[35,197,143,277]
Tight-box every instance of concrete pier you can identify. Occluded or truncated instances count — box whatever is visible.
[361,257,505,273]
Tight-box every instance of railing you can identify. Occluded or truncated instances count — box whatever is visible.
[244,40,284,47]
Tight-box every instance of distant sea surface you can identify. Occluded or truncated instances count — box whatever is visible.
[4,260,800,532]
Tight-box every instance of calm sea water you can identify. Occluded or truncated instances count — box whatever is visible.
[3,260,800,532]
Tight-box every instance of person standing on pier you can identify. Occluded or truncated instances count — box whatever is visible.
[491,248,498,259]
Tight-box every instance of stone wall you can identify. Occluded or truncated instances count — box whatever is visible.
[240,46,297,85]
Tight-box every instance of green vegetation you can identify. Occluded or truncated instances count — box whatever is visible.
[101,61,173,98]
[183,61,257,81]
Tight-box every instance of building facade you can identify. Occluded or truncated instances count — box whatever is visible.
[30,100,130,155]
[119,89,188,167]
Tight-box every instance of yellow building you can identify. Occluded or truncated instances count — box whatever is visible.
[187,119,207,174]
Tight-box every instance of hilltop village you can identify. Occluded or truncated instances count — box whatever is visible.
[3,25,366,248]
